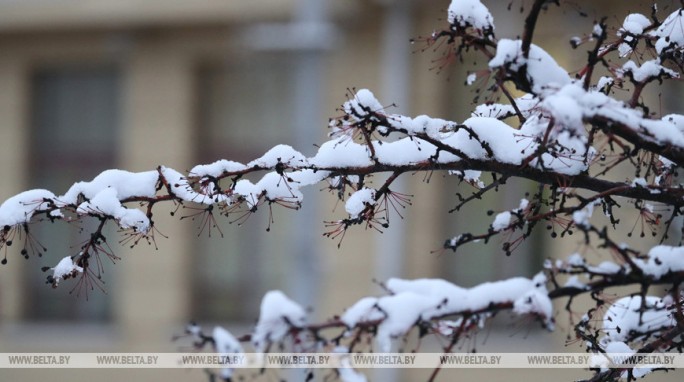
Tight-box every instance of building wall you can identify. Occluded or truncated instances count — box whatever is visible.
[0,1,674,382]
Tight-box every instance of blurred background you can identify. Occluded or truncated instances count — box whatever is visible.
[0,0,679,381]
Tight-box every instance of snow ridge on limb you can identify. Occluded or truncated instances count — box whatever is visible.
[2,2,684,381]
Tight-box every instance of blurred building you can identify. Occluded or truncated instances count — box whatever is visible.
[0,1,672,382]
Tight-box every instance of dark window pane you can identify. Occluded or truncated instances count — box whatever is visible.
[24,67,120,322]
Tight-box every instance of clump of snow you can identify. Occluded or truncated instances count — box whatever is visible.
[438,116,532,164]
[620,13,651,36]
[51,256,83,286]
[489,39,571,94]
[343,89,383,118]
[491,211,511,231]
[451,170,485,188]
[566,253,585,267]
[76,188,150,232]
[345,188,376,218]
[213,326,243,354]
[249,169,327,206]
[252,290,306,352]
[334,347,368,382]
[60,169,158,205]
[572,202,597,228]
[0,189,57,227]
[512,288,553,327]
[386,273,553,329]
[466,72,477,85]
[190,159,247,178]
[618,11,650,56]
[447,0,494,31]
[587,261,623,275]
[340,297,383,328]
[601,295,674,345]
[638,118,684,147]
[563,275,588,290]
[339,274,553,352]
[310,138,372,168]
[213,326,243,379]
[256,172,301,204]
[248,145,307,168]
[161,166,228,205]
[592,23,604,38]
[388,114,454,138]
[233,179,263,209]
[472,94,539,120]
[374,138,436,166]
[618,60,678,82]
[662,114,684,134]
[596,76,613,90]
[654,9,684,54]
[288,169,330,187]
[634,245,684,279]
[491,199,529,231]
[374,292,443,352]
[631,177,648,188]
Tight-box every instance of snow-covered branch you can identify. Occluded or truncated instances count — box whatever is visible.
[4,0,684,381]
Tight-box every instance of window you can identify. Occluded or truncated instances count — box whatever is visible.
[191,54,296,321]
[24,66,121,321]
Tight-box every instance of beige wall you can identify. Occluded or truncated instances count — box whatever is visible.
[0,1,672,382]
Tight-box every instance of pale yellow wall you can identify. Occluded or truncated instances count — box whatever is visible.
[0,1,674,382]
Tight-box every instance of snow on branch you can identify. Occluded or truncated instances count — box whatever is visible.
[4,1,684,381]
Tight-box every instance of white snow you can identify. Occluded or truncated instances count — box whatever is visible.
[233,179,263,209]
[248,144,307,168]
[60,169,158,205]
[335,347,368,382]
[345,188,376,218]
[76,188,150,232]
[388,114,455,139]
[190,159,247,178]
[601,295,674,344]
[489,39,571,94]
[633,245,684,279]
[310,138,372,168]
[447,0,494,31]
[466,72,477,85]
[340,297,383,328]
[631,177,648,188]
[566,253,585,267]
[386,273,553,327]
[451,170,485,188]
[563,275,588,290]
[213,326,243,354]
[572,202,596,228]
[592,23,604,38]
[491,199,529,231]
[619,60,678,82]
[620,13,650,36]
[587,261,622,275]
[491,211,511,231]
[338,274,553,352]
[252,290,306,352]
[256,172,301,204]
[160,166,229,205]
[375,292,443,352]
[213,324,243,380]
[374,138,436,166]
[51,256,83,286]
[596,76,613,90]
[0,189,57,227]
[343,89,384,118]
[654,9,684,53]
